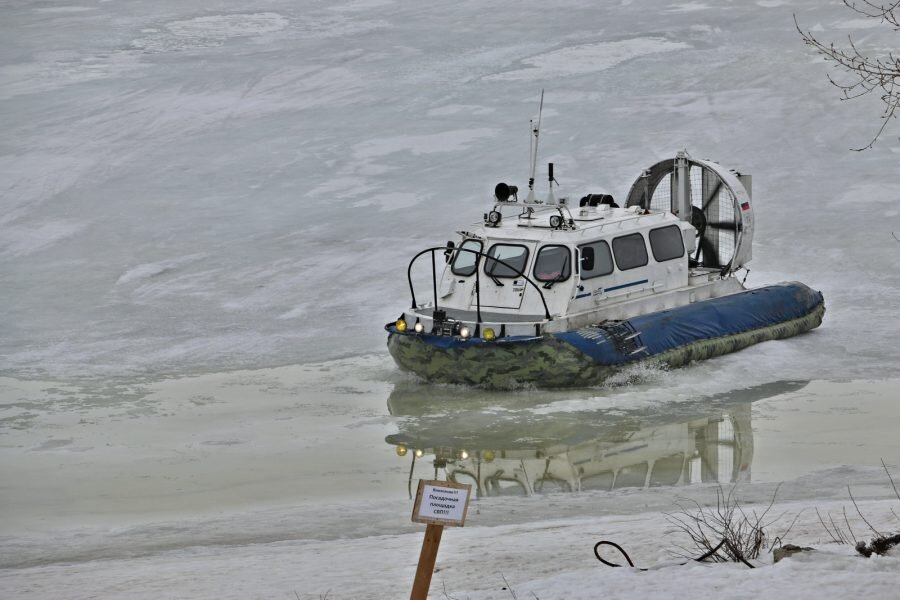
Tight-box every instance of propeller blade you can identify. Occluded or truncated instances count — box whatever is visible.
[699,236,719,267]
[690,205,707,234]
[702,178,723,211]
[706,220,739,231]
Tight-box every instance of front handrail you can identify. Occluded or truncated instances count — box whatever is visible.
[406,246,553,322]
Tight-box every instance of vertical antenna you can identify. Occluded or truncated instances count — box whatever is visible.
[546,162,556,205]
[526,89,544,203]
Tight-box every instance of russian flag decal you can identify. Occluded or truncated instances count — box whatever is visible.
[740,201,751,211]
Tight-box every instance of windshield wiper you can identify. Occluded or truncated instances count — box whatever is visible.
[542,258,571,290]
[542,274,566,289]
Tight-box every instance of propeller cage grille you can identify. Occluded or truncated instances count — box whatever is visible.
[627,158,744,270]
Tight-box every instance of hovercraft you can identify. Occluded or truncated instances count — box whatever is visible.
[385,108,824,389]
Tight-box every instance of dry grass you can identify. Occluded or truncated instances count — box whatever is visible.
[816,460,900,557]
[665,484,795,565]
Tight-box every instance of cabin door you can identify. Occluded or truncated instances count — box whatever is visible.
[476,242,534,310]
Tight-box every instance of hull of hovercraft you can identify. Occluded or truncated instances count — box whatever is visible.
[386,282,825,389]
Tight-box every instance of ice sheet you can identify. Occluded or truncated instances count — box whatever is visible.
[1,0,898,380]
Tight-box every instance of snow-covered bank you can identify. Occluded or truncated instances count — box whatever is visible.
[2,472,898,599]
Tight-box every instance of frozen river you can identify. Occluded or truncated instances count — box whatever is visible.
[1,0,898,380]
[1,0,899,597]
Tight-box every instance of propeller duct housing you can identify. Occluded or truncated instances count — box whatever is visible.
[625,155,753,273]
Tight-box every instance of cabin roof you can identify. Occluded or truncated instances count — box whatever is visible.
[466,204,682,243]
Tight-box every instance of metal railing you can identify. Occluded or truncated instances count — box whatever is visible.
[406,246,552,323]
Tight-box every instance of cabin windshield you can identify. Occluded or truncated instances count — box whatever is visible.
[484,243,529,278]
[451,239,482,276]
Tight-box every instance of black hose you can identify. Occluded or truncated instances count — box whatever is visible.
[593,541,637,568]
[593,538,755,569]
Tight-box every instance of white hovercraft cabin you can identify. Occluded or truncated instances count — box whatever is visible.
[423,152,753,340]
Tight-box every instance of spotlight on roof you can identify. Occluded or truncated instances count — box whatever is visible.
[485,210,502,226]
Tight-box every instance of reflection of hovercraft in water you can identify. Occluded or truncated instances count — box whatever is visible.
[385,100,824,388]
[386,381,808,497]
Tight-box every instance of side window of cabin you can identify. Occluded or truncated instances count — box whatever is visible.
[579,241,614,279]
[484,244,529,278]
[533,245,571,282]
[649,225,685,262]
[612,233,649,271]
[451,239,482,276]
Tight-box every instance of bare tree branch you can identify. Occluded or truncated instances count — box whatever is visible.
[842,505,860,544]
[883,458,900,501]
[795,5,900,150]
[848,484,884,536]
[843,1,900,28]
[817,507,849,543]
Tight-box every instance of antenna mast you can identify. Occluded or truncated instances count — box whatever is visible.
[526,89,544,203]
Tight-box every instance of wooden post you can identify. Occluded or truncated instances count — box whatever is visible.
[410,523,444,600]
[409,480,471,600]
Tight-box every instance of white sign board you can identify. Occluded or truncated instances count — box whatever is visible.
[411,479,472,527]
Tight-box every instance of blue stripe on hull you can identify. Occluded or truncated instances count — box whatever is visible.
[604,279,649,292]
[555,281,824,365]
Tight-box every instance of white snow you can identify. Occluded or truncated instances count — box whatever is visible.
[33,6,97,14]
[486,38,692,81]
[352,191,425,211]
[0,219,87,257]
[666,3,712,13]
[0,51,147,100]
[131,13,290,53]
[351,129,500,159]
[833,18,887,30]
[427,104,496,117]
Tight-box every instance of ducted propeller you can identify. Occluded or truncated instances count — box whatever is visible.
[624,153,754,273]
